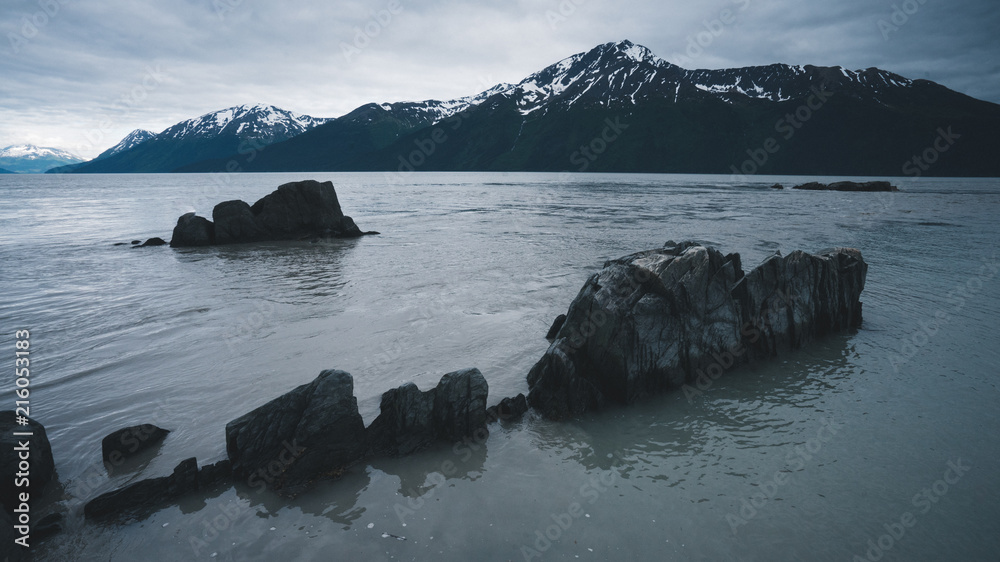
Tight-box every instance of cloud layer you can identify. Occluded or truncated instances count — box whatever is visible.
[2,0,997,158]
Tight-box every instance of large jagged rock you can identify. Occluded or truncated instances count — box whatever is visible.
[1,412,55,514]
[84,457,231,521]
[367,368,489,456]
[527,241,867,419]
[171,180,373,247]
[213,200,268,244]
[170,212,215,247]
[225,370,367,489]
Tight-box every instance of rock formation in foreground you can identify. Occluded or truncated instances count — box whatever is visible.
[792,181,898,192]
[527,241,867,419]
[85,367,505,519]
[367,369,489,457]
[170,180,377,247]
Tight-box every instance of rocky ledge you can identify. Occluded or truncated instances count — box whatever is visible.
[170,180,378,247]
[527,241,867,419]
[84,367,520,520]
[792,181,898,192]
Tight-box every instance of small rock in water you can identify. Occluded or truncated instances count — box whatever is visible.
[367,523,374,529]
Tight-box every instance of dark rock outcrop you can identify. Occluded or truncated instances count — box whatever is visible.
[101,424,170,466]
[170,212,215,247]
[545,314,567,341]
[485,394,529,424]
[213,200,268,244]
[793,181,897,192]
[1,412,55,514]
[133,237,167,248]
[367,369,489,456]
[770,183,784,189]
[225,370,367,489]
[171,180,375,247]
[526,241,867,419]
[84,458,231,521]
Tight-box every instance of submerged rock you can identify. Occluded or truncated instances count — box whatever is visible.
[101,424,170,466]
[526,242,867,419]
[133,237,167,248]
[793,181,897,192]
[0,412,55,514]
[84,457,231,521]
[225,370,367,489]
[171,180,376,247]
[367,369,489,457]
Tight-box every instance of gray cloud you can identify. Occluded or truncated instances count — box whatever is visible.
[1,0,997,158]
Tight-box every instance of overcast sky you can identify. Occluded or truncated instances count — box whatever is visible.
[2,0,998,158]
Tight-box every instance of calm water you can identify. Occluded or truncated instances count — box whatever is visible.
[1,172,998,561]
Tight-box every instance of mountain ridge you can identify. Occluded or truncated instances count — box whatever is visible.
[0,144,84,174]
[66,40,1000,176]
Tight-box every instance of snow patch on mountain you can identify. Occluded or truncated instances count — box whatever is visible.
[0,144,82,161]
[158,103,331,141]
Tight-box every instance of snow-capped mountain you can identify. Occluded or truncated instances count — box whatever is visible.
[69,40,1000,176]
[461,40,918,116]
[95,129,156,160]
[66,104,331,173]
[0,144,84,173]
[219,39,998,175]
[157,103,330,143]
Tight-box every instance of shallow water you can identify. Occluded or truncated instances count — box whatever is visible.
[1,172,998,561]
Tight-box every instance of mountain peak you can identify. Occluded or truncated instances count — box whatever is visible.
[95,129,156,160]
[0,144,84,173]
[159,103,331,141]
[599,40,660,65]
[0,144,82,160]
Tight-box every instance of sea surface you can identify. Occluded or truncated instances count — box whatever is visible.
[1,172,998,561]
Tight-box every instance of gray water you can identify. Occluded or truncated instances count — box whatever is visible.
[1,172,998,561]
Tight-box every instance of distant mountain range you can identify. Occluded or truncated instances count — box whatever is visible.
[0,145,84,173]
[54,104,329,174]
[48,40,1000,176]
